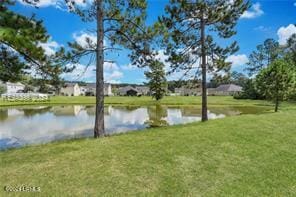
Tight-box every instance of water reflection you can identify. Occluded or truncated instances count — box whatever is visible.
[146,104,168,127]
[0,105,267,149]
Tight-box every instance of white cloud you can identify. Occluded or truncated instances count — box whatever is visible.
[104,70,123,83]
[38,40,61,56]
[226,54,249,67]
[105,70,123,79]
[18,0,57,7]
[104,62,119,71]
[73,32,97,49]
[241,3,263,19]
[17,0,89,8]
[277,24,296,45]
[73,31,108,49]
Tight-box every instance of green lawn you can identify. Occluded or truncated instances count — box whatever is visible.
[1,108,296,196]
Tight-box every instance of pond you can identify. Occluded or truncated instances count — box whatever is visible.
[0,105,268,149]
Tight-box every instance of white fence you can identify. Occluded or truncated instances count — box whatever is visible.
[1,93,50,102]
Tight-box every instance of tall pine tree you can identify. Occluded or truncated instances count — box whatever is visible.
[160,0,249,121]
[145,60,167,101]
[61,0,148,137]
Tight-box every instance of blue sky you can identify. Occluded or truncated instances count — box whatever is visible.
[11,0,296,84]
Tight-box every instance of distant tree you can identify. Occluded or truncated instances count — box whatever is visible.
[39,63,71,94]
[284,33,296,65]
[24,84,34,93]
[231,71,249,87]
[59,0,148,137]
[208,74,230,88]
[0,84,6,94]
[234,79,263,100]
[246,38,280,76]
[39,83,53,93]
[209,71,248,88]
[284,38,296,100]
[255,59,296,112]
[167,80,185,92]
[145,60,167,100]
[160,0,249,121]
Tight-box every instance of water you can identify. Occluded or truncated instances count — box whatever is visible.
[0,105,268,149]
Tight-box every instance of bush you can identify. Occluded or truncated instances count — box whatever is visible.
[234,79,264,100]
[24,85,34,93]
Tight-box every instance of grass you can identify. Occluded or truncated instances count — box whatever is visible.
[1,96,295,113]
[0,95,287,107]
[1,108,296,196]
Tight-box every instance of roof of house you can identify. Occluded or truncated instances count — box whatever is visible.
[136,86,150,93]
[215,84,243,92]
[64,82,78,88]
[118,86,139,94]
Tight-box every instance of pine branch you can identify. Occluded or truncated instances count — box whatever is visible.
[0,39,43,68]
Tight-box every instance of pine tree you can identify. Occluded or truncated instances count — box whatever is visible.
[160,0,249,121]
[61,0,148,137]
[246,38,280,76]
[0,0,49,68]
[145,60,167,101]
[284,33,296,65]
[0,46,28,82]
[0,0,68,85]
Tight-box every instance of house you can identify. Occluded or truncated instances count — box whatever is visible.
[83,83,113,96]
[118,86,139,96]
[214,84,243,96]
[5,82,25,94]
[136,86,150,96]
[118,86,150,96]
[60,83,81,96]
[174,86,202,96]
[207,88,217,96]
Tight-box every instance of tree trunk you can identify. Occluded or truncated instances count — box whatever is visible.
[94,0,105,138]
[275,96,279,112]
[200,11,208,122]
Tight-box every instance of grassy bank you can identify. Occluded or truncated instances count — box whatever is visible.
[0,95,285,107]
[1,109,296,196]
[1,96,295,112]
